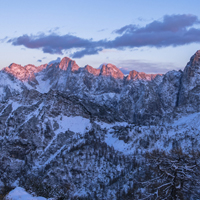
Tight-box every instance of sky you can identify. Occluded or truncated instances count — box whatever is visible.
[1,0,200,73]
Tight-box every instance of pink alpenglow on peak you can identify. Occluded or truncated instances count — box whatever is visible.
[84,65,100,76]
[100,63,124,79]
[189,50,200,67]
[58,57,79,72]
[4,63,47,82]
[127,70,162,81]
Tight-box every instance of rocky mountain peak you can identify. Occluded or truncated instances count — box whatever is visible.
[84,65,100,76]
[127,70,160,81]
[4,63,27,81]
[7,63,24,70]
[189,50,200,67]
[58,57,79,72]
[3,63,46,82]
[183,50,200,79]
[100,63,124,79]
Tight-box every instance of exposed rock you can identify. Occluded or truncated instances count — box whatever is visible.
[100,63,124,79]
[84,65,100,76]
[126,70,162,81]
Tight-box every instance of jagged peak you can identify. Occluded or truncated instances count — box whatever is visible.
[100,63,124,79]
[24,64,37,72]
[84,65,100,76]
[182,50,200,79]
[186,50,200,68]
[8,63,24,69]
[58,57,79,72]
[127,70,161,81]
[4,63,47,82]
[37,64,48,72]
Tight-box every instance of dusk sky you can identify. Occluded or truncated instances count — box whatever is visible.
[1,0,200,73]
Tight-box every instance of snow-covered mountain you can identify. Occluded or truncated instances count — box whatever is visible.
[1,51,200,199]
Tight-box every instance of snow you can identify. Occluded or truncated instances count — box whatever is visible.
[53,115,91,135]
[105,133,133,154]
[11,101,21,111]
[101,112,200,154]
[96,121,128,130]
[173,112,200,129]
[0,71,23,92]
[23,72,51,93]
[0,87,4,99]
[4,187,51,200]
[38,115,92,160]
[35,74,51,93]
[73,188,88,198]
[43,145,66,166]
[116,164,122,171]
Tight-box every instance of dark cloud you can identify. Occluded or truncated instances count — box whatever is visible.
[115,14,199,34]
[7,14,200,58]
[8,33,95,55]
[109,14,200,49]
[37,59,42,62]
[71,48,103,58]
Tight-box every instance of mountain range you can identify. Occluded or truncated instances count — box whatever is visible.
[1,51,200,199]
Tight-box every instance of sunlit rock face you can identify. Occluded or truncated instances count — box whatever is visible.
[1,51,200,199]
[100,63,124,79]
[84,65,100,76]
[4,63,47,82]
[58,57,79,72]
[126,70,161,81]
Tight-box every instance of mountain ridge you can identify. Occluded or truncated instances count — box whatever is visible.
[1,51,200,124]
[1,51,200,199]
[2,56,163,82]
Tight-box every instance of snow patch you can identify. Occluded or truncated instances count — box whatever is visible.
[97,121,128,130]
[173,112,200,129]
[105,133,133,154]
[4,187,52,200]
[35,74,51,93]
[53,115,91,134]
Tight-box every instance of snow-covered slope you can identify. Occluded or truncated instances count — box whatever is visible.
[1,51,200,199]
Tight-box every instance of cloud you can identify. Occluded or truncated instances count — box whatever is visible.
[0,36,8,43]
[117,60,179,74]
[109,14,200,48]
[7,14,200,58]
[48,27,59,33]
[118,67,131,75]
[71,48,103,58]
[115,14,199,34]
[8,33,96,55]
[37,59,42,62]
[98,28,107,32]
[113,24,137,34]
